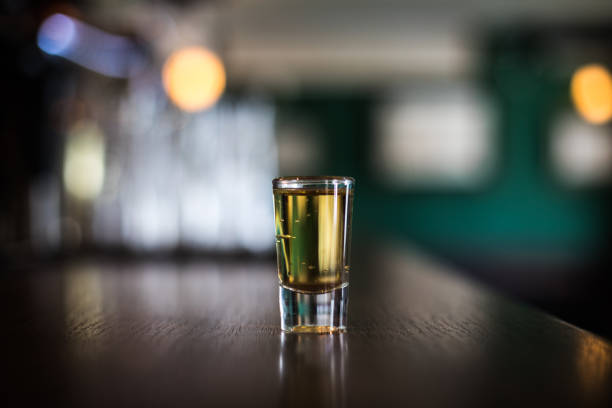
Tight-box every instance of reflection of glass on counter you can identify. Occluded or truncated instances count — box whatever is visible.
[279,333,347,407]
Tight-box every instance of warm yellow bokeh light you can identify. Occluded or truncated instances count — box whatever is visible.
[63,121,105,201]
[162,46,226,112]
[571,64,612,124]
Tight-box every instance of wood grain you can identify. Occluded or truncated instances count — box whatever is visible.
[2,247,611,407]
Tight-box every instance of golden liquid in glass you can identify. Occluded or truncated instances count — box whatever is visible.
[274,188,353,293]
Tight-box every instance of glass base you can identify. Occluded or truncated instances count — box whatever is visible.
[279,284,348,333]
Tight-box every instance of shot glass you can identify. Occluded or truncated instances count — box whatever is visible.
[273,176,354,333]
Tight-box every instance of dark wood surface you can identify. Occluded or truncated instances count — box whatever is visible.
[2,246,611,407]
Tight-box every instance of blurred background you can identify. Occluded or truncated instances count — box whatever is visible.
[2,0,612,337]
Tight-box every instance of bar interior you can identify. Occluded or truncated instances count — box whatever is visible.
[2,1,612,406]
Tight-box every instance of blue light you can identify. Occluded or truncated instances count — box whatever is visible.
[36,12,146,78]
[37,13,75,56]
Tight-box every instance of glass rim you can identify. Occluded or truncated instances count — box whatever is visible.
[273,176,355,189]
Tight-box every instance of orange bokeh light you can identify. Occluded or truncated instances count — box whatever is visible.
[570,64,612,124]
[162,46,226,112]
